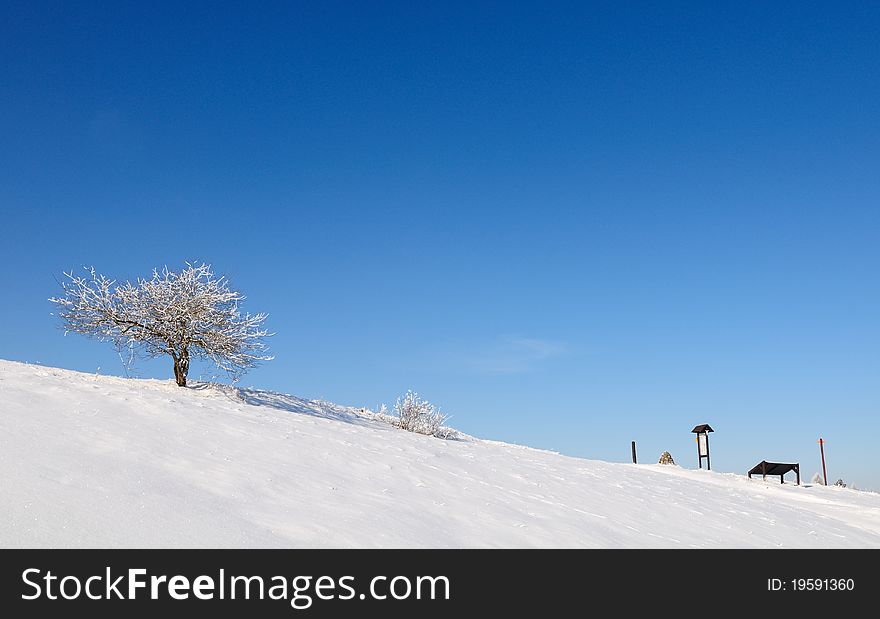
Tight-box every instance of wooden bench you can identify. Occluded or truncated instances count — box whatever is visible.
[748,461,800,485]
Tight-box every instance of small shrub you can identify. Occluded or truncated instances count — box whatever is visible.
[658,451,675,465]
[394,390,448,437]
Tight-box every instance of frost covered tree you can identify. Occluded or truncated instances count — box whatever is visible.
[50,263,273,386]
[394,390,447,436]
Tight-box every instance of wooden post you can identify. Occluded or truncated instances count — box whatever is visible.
[705,433,711,471]
[631,441,637,464]
[819,438,827,486]
[796,464,800,486]
[761,461,767,480]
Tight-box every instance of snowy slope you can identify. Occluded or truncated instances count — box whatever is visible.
[2,359,879,548]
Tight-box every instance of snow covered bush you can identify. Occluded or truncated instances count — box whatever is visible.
[369,403,396,426]
[394,391,448,436]
[658,451,675,465]
[50,263,272,387]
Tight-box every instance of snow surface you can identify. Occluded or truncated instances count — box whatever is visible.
[2,359,879,548]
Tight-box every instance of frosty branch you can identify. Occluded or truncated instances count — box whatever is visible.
[49,263,273,386]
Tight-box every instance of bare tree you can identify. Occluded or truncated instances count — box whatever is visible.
[50,263,273,386]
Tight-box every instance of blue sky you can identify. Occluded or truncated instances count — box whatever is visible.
[1,1,878,488]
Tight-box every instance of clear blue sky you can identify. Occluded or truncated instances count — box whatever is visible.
[2,1,878,488]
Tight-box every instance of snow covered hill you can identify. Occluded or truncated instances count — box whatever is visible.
[2,359,879,548]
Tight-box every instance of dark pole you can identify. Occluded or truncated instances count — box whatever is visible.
[819,438,827,486]
[631,441,637,464]
[705,433,711,471]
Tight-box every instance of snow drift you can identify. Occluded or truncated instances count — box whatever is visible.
[1,359,879,548]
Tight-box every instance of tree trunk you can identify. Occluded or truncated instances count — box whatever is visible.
[173,349,190,387]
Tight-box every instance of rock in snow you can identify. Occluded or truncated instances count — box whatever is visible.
[1,359,879,548]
